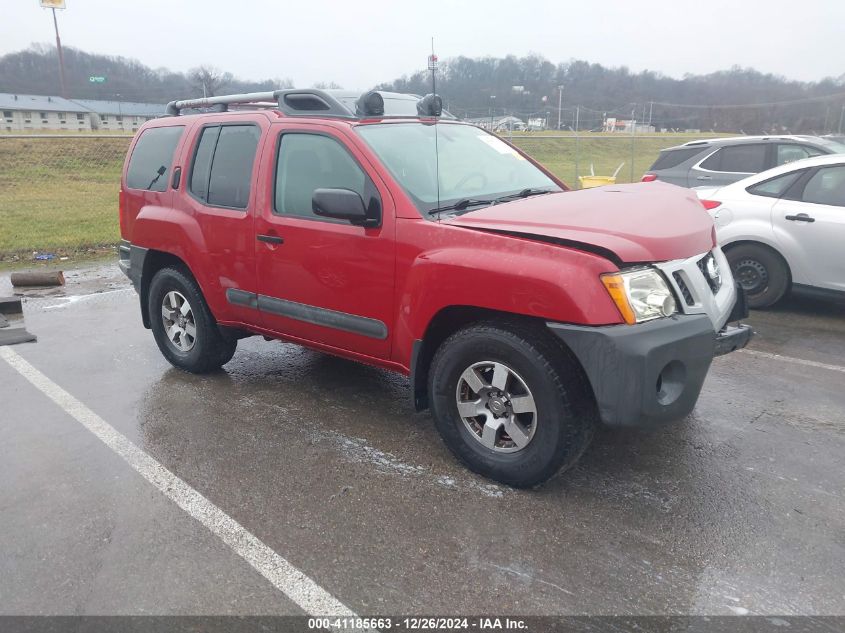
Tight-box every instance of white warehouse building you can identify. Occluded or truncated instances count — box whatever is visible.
[1,93,165,133]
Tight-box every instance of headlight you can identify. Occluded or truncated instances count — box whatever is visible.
[601,268,678,324]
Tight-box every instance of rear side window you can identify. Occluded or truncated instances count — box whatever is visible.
[274,133,368,219]
[649,147,702,170]
[800,165,845,207]
[747,171,804,198]
[189,124,261,209]
[126,126,184,191]
[700,144,767,173]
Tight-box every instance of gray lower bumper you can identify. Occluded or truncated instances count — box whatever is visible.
[548,315,751,427]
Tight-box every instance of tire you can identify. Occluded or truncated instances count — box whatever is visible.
[725,243,789,309]
[147,266,237,373]
[428,321,596,488]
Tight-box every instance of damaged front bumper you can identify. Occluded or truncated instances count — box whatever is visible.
[548,314,752,428]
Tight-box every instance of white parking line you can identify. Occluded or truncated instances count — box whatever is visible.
[0,346,357,618]
[738,348,845,374]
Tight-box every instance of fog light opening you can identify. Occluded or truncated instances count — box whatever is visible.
[656,360,686,406]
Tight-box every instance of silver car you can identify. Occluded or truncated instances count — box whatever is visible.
[643,135,845,188]
[694,154,845,308]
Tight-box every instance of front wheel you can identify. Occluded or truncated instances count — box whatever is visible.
[148,267,237,373]
[725,243,789,309]
[428,322,595,488]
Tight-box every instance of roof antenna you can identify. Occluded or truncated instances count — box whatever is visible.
[428,38,441,220]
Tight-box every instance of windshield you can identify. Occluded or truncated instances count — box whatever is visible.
[356,122,561,215]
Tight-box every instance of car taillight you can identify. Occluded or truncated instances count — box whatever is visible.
[700,199,721,210]
[641,174,657,182]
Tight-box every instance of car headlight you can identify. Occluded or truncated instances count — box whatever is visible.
[601,268,678,324]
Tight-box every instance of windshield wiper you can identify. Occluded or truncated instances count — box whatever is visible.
[427,198,493,216]
[493,188,553,204]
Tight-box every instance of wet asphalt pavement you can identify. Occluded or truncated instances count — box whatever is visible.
[0,263,843,617]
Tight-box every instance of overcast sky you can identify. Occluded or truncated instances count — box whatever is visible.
[2,0,843,90]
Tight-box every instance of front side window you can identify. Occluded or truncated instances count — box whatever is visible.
[189,124,260,209]
[356,122,559,215]
[700,144,767,173]
[800,165,845,207]
[274,133,370,219]
[776,144,824,166]
[747,171,804,198]
[125,125,184,191]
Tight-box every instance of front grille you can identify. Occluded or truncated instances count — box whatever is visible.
[673,271,695,306]
[697,253,721,294]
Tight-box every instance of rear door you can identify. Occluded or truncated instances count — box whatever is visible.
[689,143,768,187]
[171,114,267,324]
[772,163,845,291]
[253,123,396,359]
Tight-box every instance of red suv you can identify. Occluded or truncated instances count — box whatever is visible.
[118,89,751,487]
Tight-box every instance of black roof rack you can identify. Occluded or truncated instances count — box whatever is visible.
[165,89,455,120]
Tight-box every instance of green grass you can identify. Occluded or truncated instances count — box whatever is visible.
[0,137,130,259]
[0,131,733,261]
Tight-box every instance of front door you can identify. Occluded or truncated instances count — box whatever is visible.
[254,124,395,359]
[773,163,845,292]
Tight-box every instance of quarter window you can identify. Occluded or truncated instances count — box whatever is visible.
[700,144,767,173]
[800,165,845,207]
[189,124,260,209]
[274,133,370,219]
[125,126,184,191]
[649,147,702,170]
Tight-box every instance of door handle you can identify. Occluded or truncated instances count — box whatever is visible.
[696,175,712,180]
[257,234,284,244]
[784,213,815,223]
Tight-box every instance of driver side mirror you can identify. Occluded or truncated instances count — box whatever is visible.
[312,188,379,227]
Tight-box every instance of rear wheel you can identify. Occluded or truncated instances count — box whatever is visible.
[148,267,237,373]
[725,243,789,309]
[428,321,595,488]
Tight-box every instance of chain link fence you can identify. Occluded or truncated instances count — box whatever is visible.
[0,131,691,265]
[0,134,131,264]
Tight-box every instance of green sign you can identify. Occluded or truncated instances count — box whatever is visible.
[89,76,107,83]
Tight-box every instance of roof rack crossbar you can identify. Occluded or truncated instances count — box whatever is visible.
[166,91,278,116]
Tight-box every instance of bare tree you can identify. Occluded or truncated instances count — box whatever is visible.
[312,81,343,89]
[274,77,295,89]
[188,65,233,97]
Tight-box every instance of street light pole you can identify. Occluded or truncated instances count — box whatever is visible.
[557,85,564,130]
[50,7,68,98]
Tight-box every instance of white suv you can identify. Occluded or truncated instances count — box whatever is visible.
[695,154,845,308]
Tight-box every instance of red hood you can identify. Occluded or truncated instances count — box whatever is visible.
[444,182,715,264]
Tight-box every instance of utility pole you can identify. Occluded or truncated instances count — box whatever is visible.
[489,95,496,132]
[574,105,580,186]
[46,3,68,98]
[557,85,564,130]
[630,108,636,183]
